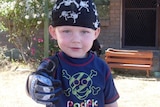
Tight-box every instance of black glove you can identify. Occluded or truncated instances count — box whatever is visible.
[26,57,62,105]
[26,71,62,105]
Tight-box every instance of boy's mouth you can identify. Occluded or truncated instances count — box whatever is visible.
[70,47,81,51]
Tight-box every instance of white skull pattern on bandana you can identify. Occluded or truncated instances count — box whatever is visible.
[52,0,100,30]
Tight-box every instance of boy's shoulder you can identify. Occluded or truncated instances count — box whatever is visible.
[92,53,109,67]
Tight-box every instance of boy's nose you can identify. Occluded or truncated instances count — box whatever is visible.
[71,32,81,43]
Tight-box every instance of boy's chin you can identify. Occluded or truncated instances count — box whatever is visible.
[68,53,87,58]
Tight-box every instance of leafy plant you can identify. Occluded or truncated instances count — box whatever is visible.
[94,0,110,19]
[0,46,10,67]
[0,0,55,63]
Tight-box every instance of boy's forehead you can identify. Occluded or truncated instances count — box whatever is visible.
[51,0,100,30]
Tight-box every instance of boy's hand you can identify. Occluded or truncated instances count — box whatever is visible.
[26,71,62,105]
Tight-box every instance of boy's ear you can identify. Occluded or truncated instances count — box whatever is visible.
[94,28,101,39]
[49,25,57,40]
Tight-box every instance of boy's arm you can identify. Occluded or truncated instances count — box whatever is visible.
[104,101,118,107]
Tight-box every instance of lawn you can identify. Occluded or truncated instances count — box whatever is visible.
[0,63,159,107]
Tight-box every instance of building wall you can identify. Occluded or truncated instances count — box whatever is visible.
[97,0,160,72]
[98,0,121,51]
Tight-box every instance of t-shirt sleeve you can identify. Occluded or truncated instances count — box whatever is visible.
[104,68,119,104]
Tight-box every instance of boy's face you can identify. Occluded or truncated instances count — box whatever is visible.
[49,26,100,58]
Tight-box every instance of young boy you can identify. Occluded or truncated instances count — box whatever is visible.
[26,0,119,107]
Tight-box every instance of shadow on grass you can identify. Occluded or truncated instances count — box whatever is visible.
[111,69,160,81]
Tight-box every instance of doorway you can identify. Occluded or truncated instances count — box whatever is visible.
[122,0,159,49]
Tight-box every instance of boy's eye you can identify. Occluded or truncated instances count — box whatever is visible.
[81,31,89,34]
[62,30,71,33]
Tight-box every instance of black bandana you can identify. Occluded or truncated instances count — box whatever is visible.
[51,0,100,30]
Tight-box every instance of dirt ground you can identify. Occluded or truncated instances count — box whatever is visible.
[0,64,159,107]
[115,76,160,107]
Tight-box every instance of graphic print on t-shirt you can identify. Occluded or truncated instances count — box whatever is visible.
[62,69,101,100]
